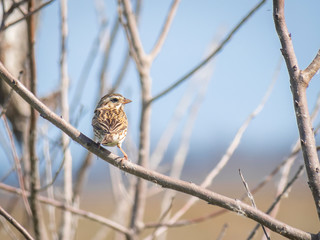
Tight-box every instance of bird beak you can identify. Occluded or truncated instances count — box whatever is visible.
[123,98,132,104]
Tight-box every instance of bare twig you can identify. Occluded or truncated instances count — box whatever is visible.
[247,165,304,239]
[216,224,228,240]
[2,115,31,216]
[42,125,58,240]
[273,0,320,219]
[27,1,46,238]
[149,0,180,60]
[0,182,133,237]
[0,62,315,240]
[58,0,73,239]
[0,204,34,240]
[239,169,269,240]
[98,18,120,97]
[150,0,266,103]
[0,0,55,32]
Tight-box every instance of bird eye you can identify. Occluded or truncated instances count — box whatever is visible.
[111,98,119,103]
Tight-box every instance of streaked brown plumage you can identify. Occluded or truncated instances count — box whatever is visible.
[92,93,132,160]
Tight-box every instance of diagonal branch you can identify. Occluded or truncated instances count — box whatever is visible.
[149,0,180,60]
[302,49,320,84]
[0,0,55,32]
[0,204,34,240]
[0,61,316,240]
[150,0,266,103]
[0,182,133,237]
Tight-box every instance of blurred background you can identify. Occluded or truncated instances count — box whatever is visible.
[1,0,320,239]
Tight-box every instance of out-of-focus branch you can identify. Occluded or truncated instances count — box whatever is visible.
[273,0,320,220]
[58,0,73,239]
[150,0,266,103]
[0,182,133,237]
[149,56,278,239]
[0,62,316,240]
[118,1,151,238]
[98,18,119,97]
[0,204,34,240]
[0,0,55,32]
[247,165,305,240]
[2,115,31,216]
[27,1,46,239]
[149,0,180,60]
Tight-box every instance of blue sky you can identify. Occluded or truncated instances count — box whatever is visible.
[32,0,320,167]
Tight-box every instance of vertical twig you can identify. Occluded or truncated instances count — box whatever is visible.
[58,0,73,239]
[2,115,32,217]
[27,1,47,239]
[273,0,320,220]
[42,125,58,240]
[247,165,305,239]
[239,169,270,240]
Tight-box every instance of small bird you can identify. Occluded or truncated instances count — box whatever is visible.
[92,93,132,160]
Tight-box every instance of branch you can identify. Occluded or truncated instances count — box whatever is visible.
[0,204,34,240]
[0,0,55,32]
[0,62,315,240]
[59,0,73,239]
[273,0,320,220]
[118,0,146,68]
[149,0,180,60]
[239,170,269,240]
[150,0,266,103]
[247,165,305,239]
[2,115,31,216]
[0,182,133,237]
[302,49,320,84]
[27,1,46,238]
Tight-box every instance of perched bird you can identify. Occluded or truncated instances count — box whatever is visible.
[92,93,132,160]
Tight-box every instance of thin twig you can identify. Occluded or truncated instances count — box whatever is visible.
[239,169,269,240]
[0,182,133,237]
[149,0,180,60]
[58,0,73,239]
[150,0,266,103]
[0,0,55,31]
[0,204,34,240]
[247,165,304,239]
[216,223,228,240]
[2,115,31,216]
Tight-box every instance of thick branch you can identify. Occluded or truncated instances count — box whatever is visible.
[273,0,320,220]
[0,62,316,240]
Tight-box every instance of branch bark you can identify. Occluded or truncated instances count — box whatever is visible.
[0,61,316,240]
[273,0,320,220]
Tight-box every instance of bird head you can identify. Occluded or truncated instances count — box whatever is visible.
[96,93,132,111]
